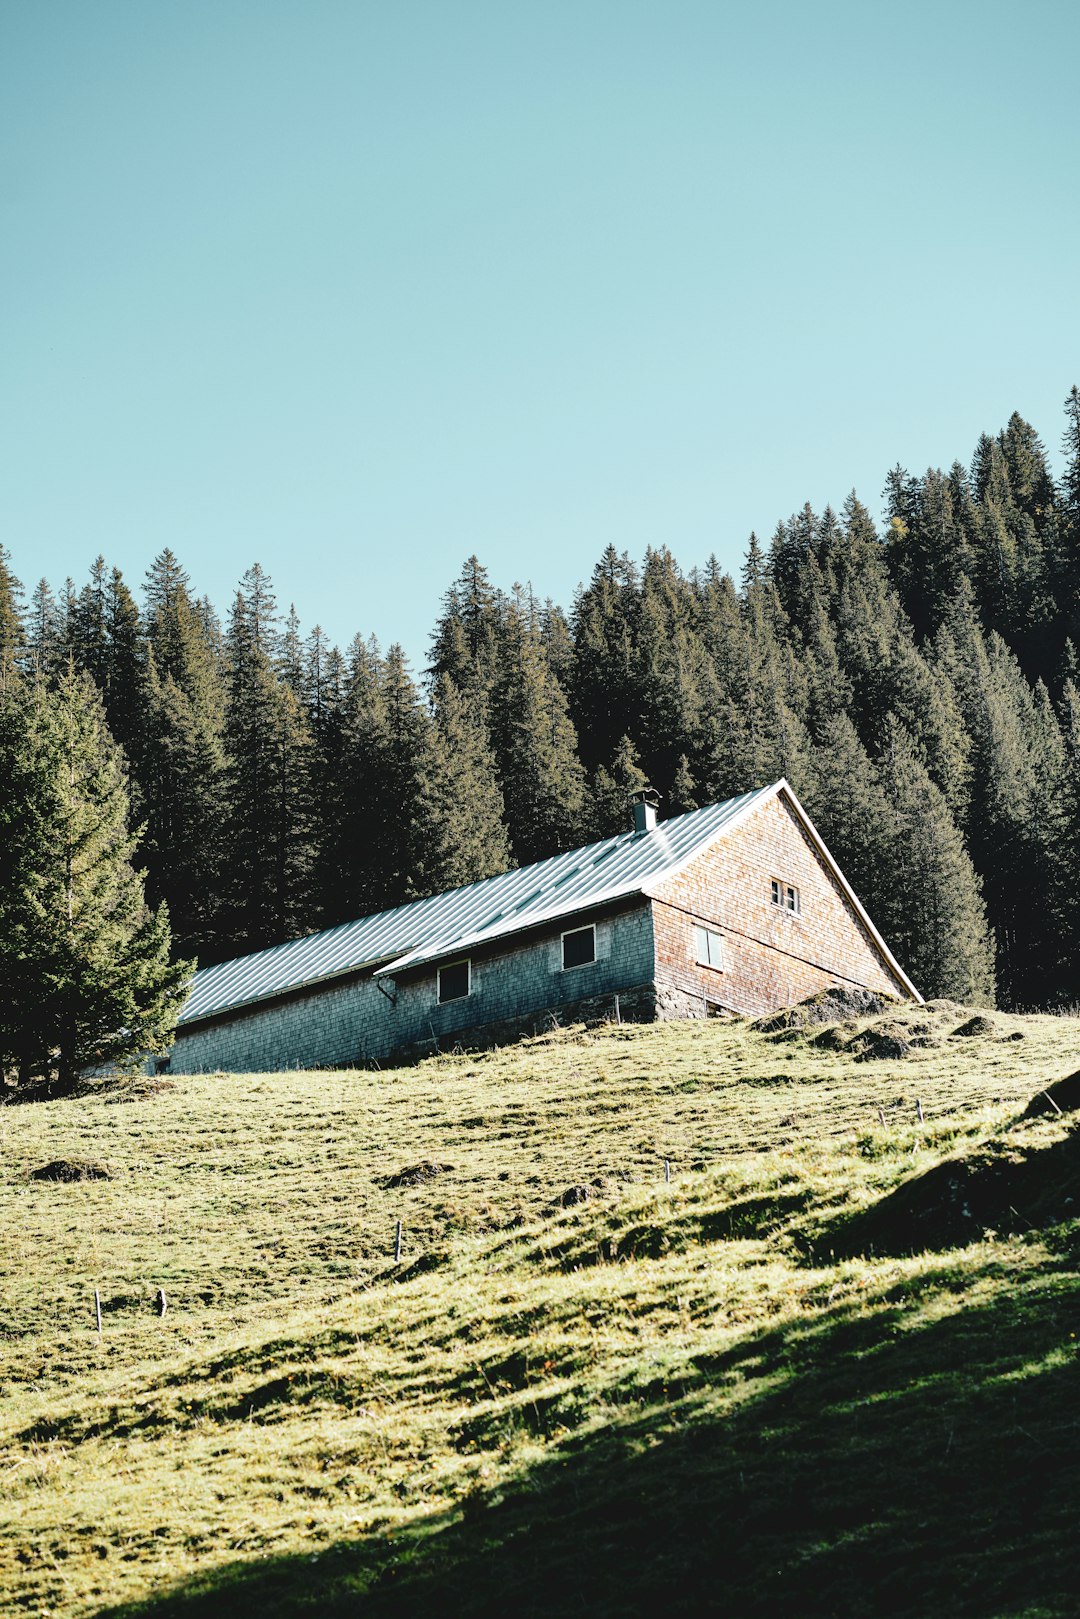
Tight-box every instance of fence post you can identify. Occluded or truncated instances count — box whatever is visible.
[394,1220,403,1263]
[94,1289,102,1337]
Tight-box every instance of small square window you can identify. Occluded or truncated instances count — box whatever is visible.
[438,960,471,1003]
[562,925,596,969]
[771,878,800,914]
[693,925,723,970]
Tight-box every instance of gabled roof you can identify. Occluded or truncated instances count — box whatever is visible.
[178,778,920,1028]
[179,784,775,1026]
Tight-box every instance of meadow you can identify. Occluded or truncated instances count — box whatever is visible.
[2,998,1079,1617]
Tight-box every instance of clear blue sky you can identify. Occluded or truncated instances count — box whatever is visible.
[2,0,1078,668]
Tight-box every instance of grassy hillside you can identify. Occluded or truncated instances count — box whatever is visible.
[3,1000,1080,1617]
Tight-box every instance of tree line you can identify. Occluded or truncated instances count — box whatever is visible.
[2,387,1079,1043]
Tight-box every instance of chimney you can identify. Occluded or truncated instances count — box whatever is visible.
[631,787,660,835]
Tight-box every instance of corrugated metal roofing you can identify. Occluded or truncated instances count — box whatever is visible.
[179,784,775,1026]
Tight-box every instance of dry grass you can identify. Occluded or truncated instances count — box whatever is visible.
[2,1000,1079,1616]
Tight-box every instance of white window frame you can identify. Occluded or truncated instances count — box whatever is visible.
[437,959,472,1003]
[771,877,800,914]
[693,924,724,970]
[561,923,596,970]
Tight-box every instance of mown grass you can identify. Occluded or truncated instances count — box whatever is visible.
[2,1000,1079,1617]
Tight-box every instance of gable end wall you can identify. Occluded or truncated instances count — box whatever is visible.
[650,792,912,1017]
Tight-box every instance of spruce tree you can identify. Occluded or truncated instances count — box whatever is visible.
[874,718,996,1005]
[221,575,314,952]
[414,674,513,892]
[587,735,649,841]
[140,551,227,959]
[567,546,639,772]
[489,599,586,864]
[429,556,504,702]
[0,668,191,1088]
[802,712,890,910]
[0,545,25,690]
[26,580,61,677]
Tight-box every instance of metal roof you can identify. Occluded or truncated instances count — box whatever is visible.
[179,784,776,1026]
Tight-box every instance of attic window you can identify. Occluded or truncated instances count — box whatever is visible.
[693,925,724,970]
[771,878,800,914]
[438,960,471,1003]
[562,925,596,969]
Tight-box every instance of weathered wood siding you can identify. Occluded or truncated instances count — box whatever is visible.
[166,900,656,1074]
[649,790,913,1017]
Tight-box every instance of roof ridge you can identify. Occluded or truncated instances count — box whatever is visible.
[181,786,780,1024]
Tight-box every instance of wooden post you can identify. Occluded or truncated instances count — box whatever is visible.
[664,1158,671,1184]
[156,1288,167,1318]
[614,994,621,1025]
[94,1289,102,1336]
[878,1109,886,1128]
[916,1098,924,1125]
[394,1220,403,1263]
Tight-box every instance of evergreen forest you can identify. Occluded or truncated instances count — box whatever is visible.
[4,389,1080,1012]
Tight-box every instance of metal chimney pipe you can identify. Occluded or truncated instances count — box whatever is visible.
[631,791,660,834]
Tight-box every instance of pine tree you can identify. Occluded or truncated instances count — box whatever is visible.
[669,754,698,817]
[414,675,513,892]
[567,546,639,772]
[26,580,61,677]
[429,556,504,702]
[489,599,586,864]
[141,651,227,960]
[0,545,25,690]
[874,718,995,1004]
[802,712,890,909]
[101,567,146,764]
[587,735,649,841]
[374,645,440,905]
[0,668,191,1088]
[221,575,314,952]
[139,552,227,959]
[1058,679,1080,995]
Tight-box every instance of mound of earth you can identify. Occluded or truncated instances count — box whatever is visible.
[1024,1070,1080,1118]
[849,1024,912,1062]
[952,1014,998,1038]
[30,1159,112,1182]
[832,1128,1080,1257]
[560,1176,619,1208]
[753,987,896,1034]
[380,1161,454,1189]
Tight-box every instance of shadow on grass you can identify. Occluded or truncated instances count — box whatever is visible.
[829,1123,1080,1259]
[98,1241,1080,1619]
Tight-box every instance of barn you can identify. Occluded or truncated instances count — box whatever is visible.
[162,779,919,1074]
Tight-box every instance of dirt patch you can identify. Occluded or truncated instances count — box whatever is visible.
[30,1159,113,1183]
[379,1162,455,1189]
[952,1015,998,1038]
[753,987,897,1034]
[848,1025,911,1062]
[560,1176,619,1208]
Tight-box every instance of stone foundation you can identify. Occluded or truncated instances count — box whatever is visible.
[384,983,659,1066]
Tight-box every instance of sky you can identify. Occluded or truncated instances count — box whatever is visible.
[2,0,1078,669]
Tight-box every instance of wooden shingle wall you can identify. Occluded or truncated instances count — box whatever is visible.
[649,791,913,1018]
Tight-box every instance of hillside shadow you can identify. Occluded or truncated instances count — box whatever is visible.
[827,1123,1080,1259]
[97,1244,1080,1619]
